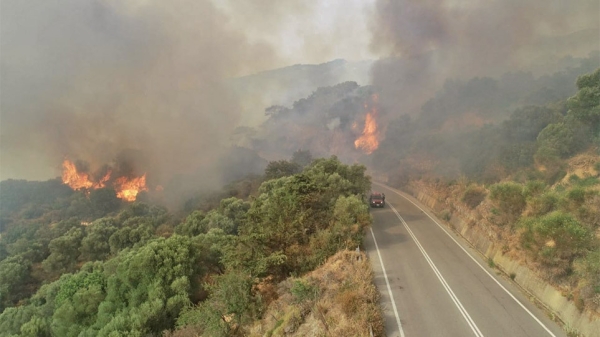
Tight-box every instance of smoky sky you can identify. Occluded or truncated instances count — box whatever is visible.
[0,0,280,182]
[369,0,600,116]
[0,0,379,182]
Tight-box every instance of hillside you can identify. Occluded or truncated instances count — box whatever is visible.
[247,250,383,337]
[229,59,374,126]
[0,156,378,336]
[378,67,600,330]
[229,53,600,334]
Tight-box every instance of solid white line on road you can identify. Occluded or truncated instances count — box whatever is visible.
[369,226,406,337]
[389,203,484,337]
[377,182,558,337]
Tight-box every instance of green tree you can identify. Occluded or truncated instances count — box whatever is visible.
[108,217,155,254]
[230,157,371,278]
[568,68,600,137]
[175,211,207,237]
[80,218,118,261]
[0,305,41,337]
[264,160,301,180]
[93,235,204,336]
[502,106,562,142]
[0,255,31,310]
[176,271,255,337]
[89,188,121,217]
[51,267,106,337]
[536,120,590,160]
[202,211,236,236]
[42,227,85,275]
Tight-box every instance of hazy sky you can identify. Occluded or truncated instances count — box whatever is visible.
[214,0,378,71]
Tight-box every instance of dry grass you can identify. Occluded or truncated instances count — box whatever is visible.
[560,152,600,187]
[248,250,384,337]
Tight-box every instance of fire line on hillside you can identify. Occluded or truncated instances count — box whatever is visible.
[61,159,148,202]
[354,94,380,154]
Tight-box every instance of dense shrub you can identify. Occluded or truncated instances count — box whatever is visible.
[290,279,319,303]
[528,191,560,217]
[524,180,547,197]
[520,211,594,274]
[560,187,589,211]
[575,250,600,307]
[489,182,526,224]
[536,120,590,160]
[567,67,600,136]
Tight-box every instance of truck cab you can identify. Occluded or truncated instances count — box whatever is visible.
[369,192,385,208]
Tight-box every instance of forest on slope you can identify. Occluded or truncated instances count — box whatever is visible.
[0,156,380,336]
[234,52,599,313]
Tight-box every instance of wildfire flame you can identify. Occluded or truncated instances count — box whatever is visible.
[62,160,111,190]
[61,159,148,202]
[114,174,148,202]
[354,94,380,154]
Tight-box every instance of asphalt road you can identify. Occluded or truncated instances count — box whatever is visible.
[364,183,567,337]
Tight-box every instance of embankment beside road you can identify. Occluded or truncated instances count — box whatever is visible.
[397,182,600,337]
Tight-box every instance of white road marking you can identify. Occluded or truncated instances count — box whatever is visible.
[369,226,406,337]
[388,203,485,337]
[377,182,558,337]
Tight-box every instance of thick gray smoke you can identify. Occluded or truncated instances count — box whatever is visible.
[369,0,600,116]
[0,0,376,186]
[0,0,279,184]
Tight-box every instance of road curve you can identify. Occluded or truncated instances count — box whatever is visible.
[364,183,567,337]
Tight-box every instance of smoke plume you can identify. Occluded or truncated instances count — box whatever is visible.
[0,0,378,187]
[0,0,283,189]
[369,0,600,116]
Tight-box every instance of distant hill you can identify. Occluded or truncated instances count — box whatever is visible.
[230,59,374,126]
[520,28,600,76]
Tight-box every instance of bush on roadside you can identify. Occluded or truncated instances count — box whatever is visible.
[575,250,600,309]
[528,191,560,216]
[489,182,526,224]
[524,180,547,197]
[520,211,594,276]
[461,185,487,209]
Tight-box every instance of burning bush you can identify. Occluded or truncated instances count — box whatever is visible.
[61,159,148,202]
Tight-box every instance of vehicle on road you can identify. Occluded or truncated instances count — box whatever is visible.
[369,192,385,208]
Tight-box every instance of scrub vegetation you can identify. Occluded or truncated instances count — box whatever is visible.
[0,156,382,336]
[381,67,600,311]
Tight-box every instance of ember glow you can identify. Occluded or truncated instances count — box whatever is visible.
[61,159,148,202]
[354,94,380,154]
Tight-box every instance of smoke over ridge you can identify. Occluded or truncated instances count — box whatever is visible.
[369,0,600,116]
[1,0,280,184]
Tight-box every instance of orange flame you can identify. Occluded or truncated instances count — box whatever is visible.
[96,170,112,189]
[114,174,148,202]
[61,159,148,202]
[62,159,111,190]
[354,94,380,154]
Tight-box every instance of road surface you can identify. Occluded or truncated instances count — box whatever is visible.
[364,183,567,337]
